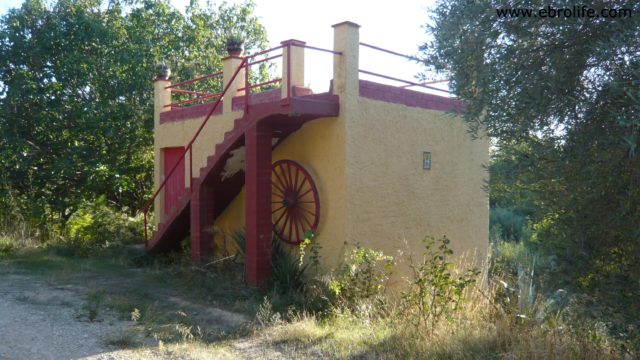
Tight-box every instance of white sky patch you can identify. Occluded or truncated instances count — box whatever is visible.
[1,0,449,94]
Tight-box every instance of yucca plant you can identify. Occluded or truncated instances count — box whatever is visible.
[272,237,307,295]
[229,229,307,293]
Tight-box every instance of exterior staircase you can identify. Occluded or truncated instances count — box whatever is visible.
[146,92,339,256]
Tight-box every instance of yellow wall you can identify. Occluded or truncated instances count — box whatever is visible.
[345,98,489,285]
[208,97,489,280]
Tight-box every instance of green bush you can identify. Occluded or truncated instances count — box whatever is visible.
[0,236,15,257]
[328,244,395,309]
[61,196,143,256]
[490,206,531,243]
[401,236,479,333]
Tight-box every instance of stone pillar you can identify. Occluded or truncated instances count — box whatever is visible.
[332,21,360,102]
[222,55,245,114]
[280,39,306,100]
[190,179,215,262]
[244,120,272,286]
[153,76,171,223]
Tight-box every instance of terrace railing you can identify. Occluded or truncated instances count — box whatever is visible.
[358,42,450,95]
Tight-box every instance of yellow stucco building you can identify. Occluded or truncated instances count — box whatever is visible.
[146,22,489,286]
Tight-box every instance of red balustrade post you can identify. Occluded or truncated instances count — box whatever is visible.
[244,60,249,114]
[190,178,215,262]
[189,147,193,193]
[279,40,305,104]
[286,43,291,102]
[244,120,272,286]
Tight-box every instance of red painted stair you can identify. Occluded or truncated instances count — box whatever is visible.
[146,92,339,254]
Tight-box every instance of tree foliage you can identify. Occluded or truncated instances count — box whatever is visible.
[423,0,640,314]
[0,0,268,229]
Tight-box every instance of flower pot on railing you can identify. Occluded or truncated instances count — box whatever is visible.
[225,34,244,57]
[155,63,171,80]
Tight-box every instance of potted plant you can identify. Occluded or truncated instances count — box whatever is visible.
[155,63,171,80]
[225,33,245,57]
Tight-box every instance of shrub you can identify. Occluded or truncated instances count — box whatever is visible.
[61,196,143,256]
[490,206,531,242]
[328,244,395,310]
[298,230,321,271]
[0,236,15,257]
[401,236,479,333]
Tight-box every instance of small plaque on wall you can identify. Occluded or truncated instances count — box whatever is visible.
[423,151,431,170]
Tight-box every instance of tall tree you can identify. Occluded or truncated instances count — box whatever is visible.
[0,0,269,227]
[423,0,640,312]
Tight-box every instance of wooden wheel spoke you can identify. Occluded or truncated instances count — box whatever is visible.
[298,205,317,217]
[299,209,314,230]
[274,206,289,228]
[272,204,286,214]
[277,163,291,188]
[298,187,313,198]
[271,168,287,189]
[281,210,291,236]
[293,166,301,195]
[273,167,288,192]
[290,208,301,243]
[272,180,286,196]
[286,162,293,191]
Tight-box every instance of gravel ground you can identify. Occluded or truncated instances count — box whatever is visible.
[0,269,292,360]
[0,273,135,359]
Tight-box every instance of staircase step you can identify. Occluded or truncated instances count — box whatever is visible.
[207,155,216,167]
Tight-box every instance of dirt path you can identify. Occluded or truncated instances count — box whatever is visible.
[0,272,133,359]
[0,268,292,360]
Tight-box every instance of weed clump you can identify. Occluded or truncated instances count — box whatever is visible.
[59,196,143,257]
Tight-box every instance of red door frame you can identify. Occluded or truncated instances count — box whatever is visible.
[162,147,186,215]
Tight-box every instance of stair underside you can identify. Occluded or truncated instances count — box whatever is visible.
[147,93,340,254]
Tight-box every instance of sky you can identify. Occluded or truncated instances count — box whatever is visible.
[0,0,445,93]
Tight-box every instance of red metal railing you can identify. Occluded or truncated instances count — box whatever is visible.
[243,45,285,113]
[238,42,341,113]
[359,42,450,94]
[294,43,342,56]
[144,42,341,246]
[163,71,224,109]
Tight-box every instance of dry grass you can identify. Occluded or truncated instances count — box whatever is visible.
[94,341,238,360]
[261,283,625,360]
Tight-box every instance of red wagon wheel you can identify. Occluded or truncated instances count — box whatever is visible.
[271,159,320,244]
